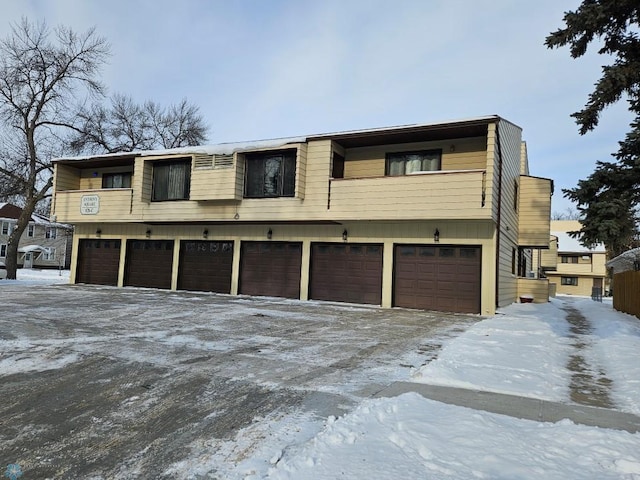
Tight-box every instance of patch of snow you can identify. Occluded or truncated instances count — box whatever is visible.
[412,300,572,401]
[268,393,640,479]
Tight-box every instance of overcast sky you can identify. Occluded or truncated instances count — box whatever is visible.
[1,0,632,214]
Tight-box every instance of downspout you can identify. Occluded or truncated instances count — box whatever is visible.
[494,120,503,309]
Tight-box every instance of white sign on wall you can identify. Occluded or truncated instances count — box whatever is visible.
[80,194,100,215]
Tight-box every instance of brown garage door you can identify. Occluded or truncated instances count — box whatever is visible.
[310,243,383,305]
[240,241,302,299]
[125,240,174,289]
[394,245,481,314]
[76,239,121,286]
[178,240,233,293]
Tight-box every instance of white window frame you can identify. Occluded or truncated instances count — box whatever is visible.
[28,224,35,237]
[0,244,6,257]
[46,227,57,239]
[1,221,11,235]
[44,247,55,261]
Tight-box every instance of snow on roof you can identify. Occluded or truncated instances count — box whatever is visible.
[550,220,605,253]
[18,245,50,253]
[606,247,640,272]
[53,115,503,163]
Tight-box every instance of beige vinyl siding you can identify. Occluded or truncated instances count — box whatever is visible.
[540,236,558,269]
[488,119,524,307]
[546,273,602,297]
[516,278,550,302]
[520,141,530,175]
[295,143,307,199]
[53,164,81,191]
[342,137,487,179]
[78,165,134,190]
[518,175,552,247]
[190,163,240,201]
[329,171,489,221]
[55,189,134,222]
[72,218,498,314]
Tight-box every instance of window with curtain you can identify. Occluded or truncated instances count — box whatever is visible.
[244,151,296,198]
[102,172,132,189]
[152,159,191,201]
[386,150,442,176]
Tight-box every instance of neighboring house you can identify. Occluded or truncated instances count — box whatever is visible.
[0,203,73,269]
[541,220,608,296]
[51,115,553,314]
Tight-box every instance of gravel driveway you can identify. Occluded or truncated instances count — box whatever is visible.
[0,284,480,479]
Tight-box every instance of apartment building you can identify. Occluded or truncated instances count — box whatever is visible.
[51,115,553,314]
[541,220,608,296]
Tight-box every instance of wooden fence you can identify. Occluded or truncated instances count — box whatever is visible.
[613,271,640,319]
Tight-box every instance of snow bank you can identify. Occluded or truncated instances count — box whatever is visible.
[269,393,640,479]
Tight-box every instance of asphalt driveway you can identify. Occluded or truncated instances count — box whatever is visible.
[0,284,480,479]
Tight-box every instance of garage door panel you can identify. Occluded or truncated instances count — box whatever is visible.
[125,240,174,289]
[310,243,383,305]
[240,242,302,299]
[394,245,481,314]
[178,240,233,293]
[76,239,121,286]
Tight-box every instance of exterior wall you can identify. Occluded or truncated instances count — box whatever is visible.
[516,277,550,303]
[518,176,552,247]
[540,236,558,269]
[546,273,602,296]
[488,120,524,308]
[342,136,487,179]
[70,219,498,315]
[53,139,493,224]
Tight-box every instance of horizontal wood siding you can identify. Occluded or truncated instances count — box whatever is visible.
[78,165,134,190]
[518,175,552,247]
[53,164,81,191]
[343,137,487,179]
[190,166,240,201]
[55,189,134,222]
[329,171,489,220]
[516,278,549,303]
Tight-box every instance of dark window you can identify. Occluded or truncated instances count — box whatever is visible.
[386,150,442,176]
[152,159,191,201]
[367,246,381,254]
[400,246,415,256]
[439,248,455,257]
[561,276,579,286]
[512,247,517,275]
[332,152,345,179]
[460,248,477,258]
[27,224,35,237]
[244,151,296,198]
[514,180,519,211]
[46,227,57,239]
[561,256,579,264]
[0,244,6,257]
[103,172,132,189]
[419,247,436,256]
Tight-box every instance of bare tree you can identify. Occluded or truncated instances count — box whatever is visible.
[70,94,208,154]
[0,18,110,278]
[551,207,581,221]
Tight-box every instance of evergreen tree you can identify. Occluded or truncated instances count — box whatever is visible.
[546,0,640,257]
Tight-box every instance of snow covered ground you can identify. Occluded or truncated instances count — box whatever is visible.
[268,297,640,480]
[2,271,640,479]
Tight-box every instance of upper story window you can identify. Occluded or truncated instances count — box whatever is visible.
[27,224,35,237]
[561,255,579,264]
[244,151,296,198]
[152,159,191,201]
[386,149,442,176]
[46,227,57,239]
[103,172,132,189]
[0,244,6,257]
[1,221,13,235]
